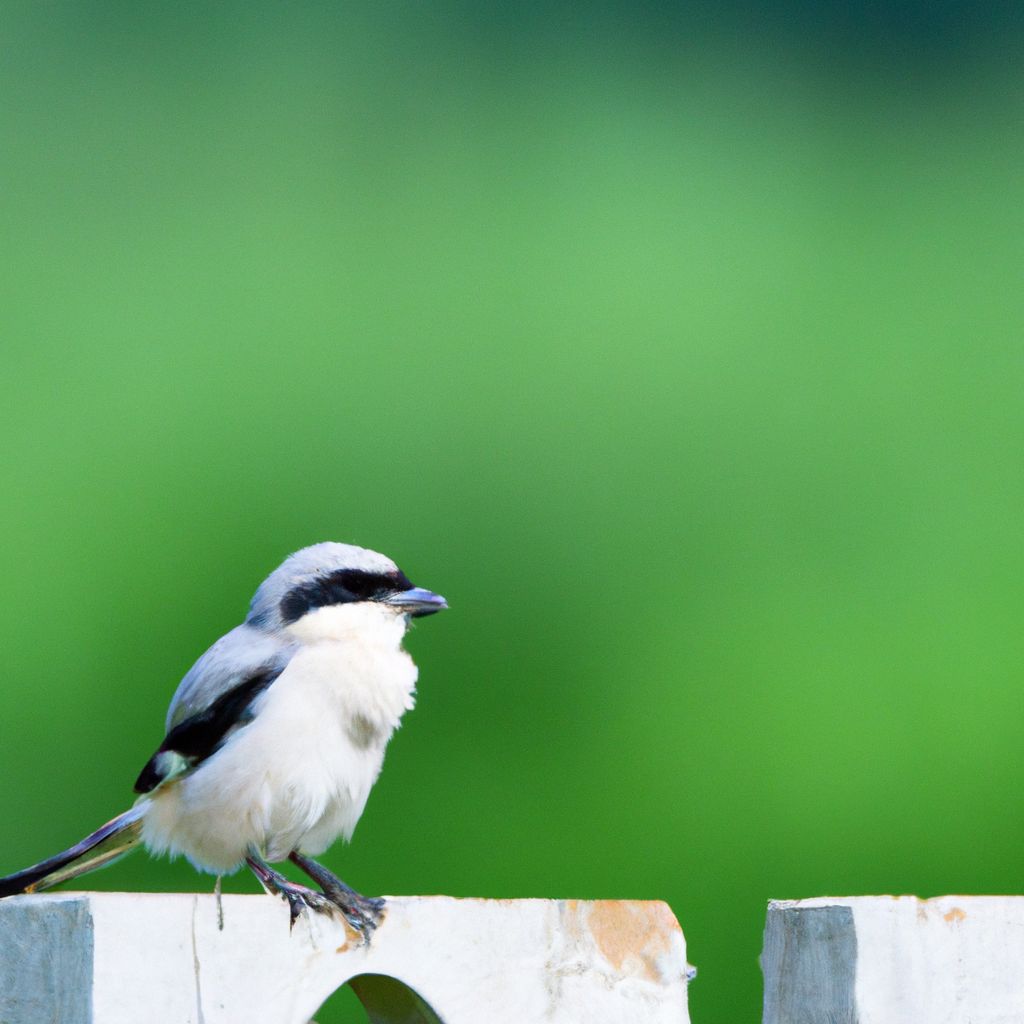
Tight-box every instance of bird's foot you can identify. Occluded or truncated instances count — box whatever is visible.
[322,885,385,938]
[246,855,335,929]
[288,850,386,942]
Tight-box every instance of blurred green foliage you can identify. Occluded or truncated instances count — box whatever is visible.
[1,3,1022,1021]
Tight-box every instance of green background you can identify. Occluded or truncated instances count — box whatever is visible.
[2,3,1022,1021]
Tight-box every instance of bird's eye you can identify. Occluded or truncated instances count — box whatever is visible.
[339,570,382,600]
[337,569,413,600]
[388,569,414,593]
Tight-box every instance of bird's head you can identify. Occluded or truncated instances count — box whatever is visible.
[246,541,447,638]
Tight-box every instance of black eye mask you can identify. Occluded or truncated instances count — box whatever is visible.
[279,568,414,625]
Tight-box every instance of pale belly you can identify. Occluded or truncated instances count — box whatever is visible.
[140,636,417,873]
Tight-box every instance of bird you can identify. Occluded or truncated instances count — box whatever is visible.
[0,541,447,938]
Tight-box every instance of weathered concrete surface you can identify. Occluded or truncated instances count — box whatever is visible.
[764,896,1024,1024]
[0,894,94,1024]
[0,893,692,1024]
[762,902,857,1024]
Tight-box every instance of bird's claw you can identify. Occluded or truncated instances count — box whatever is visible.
[277,884,334,930]
[325,888,385,941]
[359,895,386,916]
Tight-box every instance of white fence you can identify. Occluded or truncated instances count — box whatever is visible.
[0,892,691,1023]
[4,892,1019,1022]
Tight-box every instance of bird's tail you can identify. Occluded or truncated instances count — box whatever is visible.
[0,803,147,897]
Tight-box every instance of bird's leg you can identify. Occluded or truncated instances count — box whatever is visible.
[288,851,385,938]
[245,852,333,929]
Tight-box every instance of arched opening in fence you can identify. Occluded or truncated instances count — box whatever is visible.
[352,974,444,1023]
[311,974,444,1024]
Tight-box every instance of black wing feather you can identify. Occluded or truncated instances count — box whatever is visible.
[134,666,283,793]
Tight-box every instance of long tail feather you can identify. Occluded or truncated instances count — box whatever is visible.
[0,804,147,897]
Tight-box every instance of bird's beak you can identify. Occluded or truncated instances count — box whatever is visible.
[384,587,448,617]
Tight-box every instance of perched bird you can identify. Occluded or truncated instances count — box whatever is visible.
[0,542,446,937]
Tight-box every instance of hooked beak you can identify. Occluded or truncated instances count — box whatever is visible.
[384,587,448,617]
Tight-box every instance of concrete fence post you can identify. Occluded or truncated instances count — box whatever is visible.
[0,892,692,1024]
